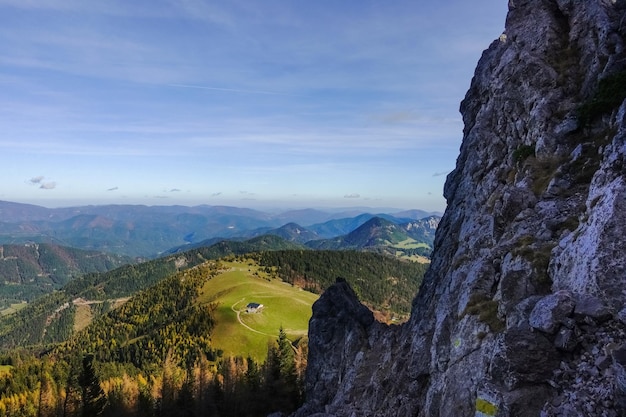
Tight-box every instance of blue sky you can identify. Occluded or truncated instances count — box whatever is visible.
[1,1,507,212]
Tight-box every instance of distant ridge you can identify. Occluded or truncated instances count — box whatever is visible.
[0,200,440,258]
[306,216,439,261]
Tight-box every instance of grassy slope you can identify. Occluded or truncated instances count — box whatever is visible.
[0,302,27,316]
[393,238,430,249]
[197,260,318,362]
[392,238,430,263]
[73,304,93,332]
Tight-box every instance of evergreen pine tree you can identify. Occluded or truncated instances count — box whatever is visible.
[276,327,300,407]
[79,354,107,417]
[263,327,300,414]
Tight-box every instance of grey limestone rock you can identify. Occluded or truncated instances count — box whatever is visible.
[574,294,613,322]
[293,278,377,417]
[529,291,576,334]
[613,346,626,411]
[618,307,626,324]
[490,325,559,390]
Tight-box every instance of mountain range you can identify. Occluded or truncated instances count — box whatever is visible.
[0,200,439,306]
[0,200,440,258]
[165,215,439,261]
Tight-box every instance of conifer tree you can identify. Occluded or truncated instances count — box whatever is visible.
[263,327,301,414]
[79,354,107,416]
[277,327,299,406]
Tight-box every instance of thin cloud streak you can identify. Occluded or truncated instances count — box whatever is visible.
[167,84,302,97]
[2,118,462,158]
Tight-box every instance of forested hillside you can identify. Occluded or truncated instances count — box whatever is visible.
[256,250,426,317]
[243,222,321,243]
[306,216,439,261]
[0,235,301,349]
[0,246,426,416]
[0,261,305,416]
[0,243,132,309]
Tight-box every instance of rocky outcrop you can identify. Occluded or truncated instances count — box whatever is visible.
[297,278,378,416]
[295,1,626,416]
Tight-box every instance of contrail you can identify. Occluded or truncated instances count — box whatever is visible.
[168,83,302,97]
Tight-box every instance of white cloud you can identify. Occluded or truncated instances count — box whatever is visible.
[28,176,55,189]
[29,176,44,184]
[39,182,56,190]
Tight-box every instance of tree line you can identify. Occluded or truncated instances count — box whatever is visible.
[255,250,427,315]
[0,330,303,416]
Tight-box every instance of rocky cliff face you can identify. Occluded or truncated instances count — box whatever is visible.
[294,1,626,416]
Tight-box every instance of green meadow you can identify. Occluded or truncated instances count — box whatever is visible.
[197,260,319,362]
[390,238,431,263]
[0,302,27,317]
[393,238,430,249]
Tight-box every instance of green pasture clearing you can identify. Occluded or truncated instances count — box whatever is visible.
[0,302,27,317]
[73,304,93,332]
[197,260,318,362]
[0,365,12,376]
[392,238,430,249]
[396,252,431,263]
